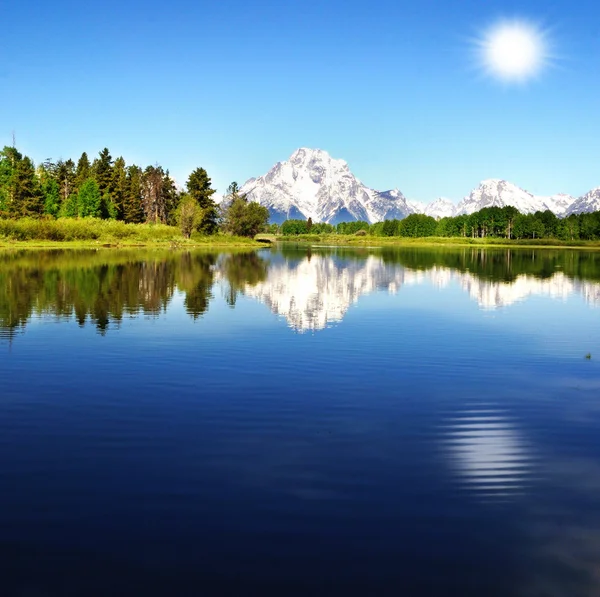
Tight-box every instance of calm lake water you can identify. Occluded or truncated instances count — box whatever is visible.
[1,245,600,596]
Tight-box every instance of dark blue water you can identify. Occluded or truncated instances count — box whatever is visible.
[1,247,600,596]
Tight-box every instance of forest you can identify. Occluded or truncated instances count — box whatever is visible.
[279,206,600,241]
[0,145,269,238]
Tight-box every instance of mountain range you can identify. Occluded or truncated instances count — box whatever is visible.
[239,148,600,223]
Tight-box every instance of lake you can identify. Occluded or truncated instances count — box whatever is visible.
[1,245,600,596]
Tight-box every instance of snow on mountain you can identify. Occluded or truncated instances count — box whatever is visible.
[540,193,576,217]
[407,200,425,214]
[455,179,551,215]
[239,148,413,224]
[238,149,597,222]
[423,198,456,219]
[566,188,600,216]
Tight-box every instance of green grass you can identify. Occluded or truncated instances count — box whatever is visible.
[4,220,598,250]
[0,218,261,247]
[275,234,600,250]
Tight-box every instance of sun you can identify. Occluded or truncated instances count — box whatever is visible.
[477,20,551,83]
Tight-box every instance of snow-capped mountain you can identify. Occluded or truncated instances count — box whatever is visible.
[239,148,597,222]
[424,198,456,219]
[240,148,412,224]
[455,179,550,215]
[566,188,600,217]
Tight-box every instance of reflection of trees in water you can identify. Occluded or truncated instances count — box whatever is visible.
[0,259,177,335]
[380,247,600,283]
[176,252,217,319]
[2,247,599,338]
[220,252,269,307]
[0,250,270,337]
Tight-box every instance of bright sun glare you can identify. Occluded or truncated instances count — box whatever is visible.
[478,20,550,82]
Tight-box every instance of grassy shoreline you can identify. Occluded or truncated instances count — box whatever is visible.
[0,237,263,249]
[0,218,263,249]
[2,219,599,250]
[271,234,600,250]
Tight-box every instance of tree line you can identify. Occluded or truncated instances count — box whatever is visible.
[0,146,269,237]
[278,206,600,241]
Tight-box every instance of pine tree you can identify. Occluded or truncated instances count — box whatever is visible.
[75,152,91,192]
[100,192,117,219]
[162,170,179,225]
[123,165,144,223]
[92,148,114,196]
[187,167,218,234]
[187,167,216,208]
[9,156,42,217]
[111,157,127,220]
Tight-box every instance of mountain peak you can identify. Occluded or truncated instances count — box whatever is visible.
[288,147,349,171]
[424,197,456,219]
[240,148,410,224]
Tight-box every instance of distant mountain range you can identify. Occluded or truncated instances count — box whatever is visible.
[239,148,600,223]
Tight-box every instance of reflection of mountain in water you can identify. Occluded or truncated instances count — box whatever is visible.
[242,256,600,331]
[243,255,403,332]
[404,267,600,310]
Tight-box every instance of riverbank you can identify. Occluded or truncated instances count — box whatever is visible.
[273,234,600,250]
[0,218,262,248]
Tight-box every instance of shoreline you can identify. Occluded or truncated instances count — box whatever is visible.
[1,233,599,251]
[0,238,265,250]
[271,234,600,250]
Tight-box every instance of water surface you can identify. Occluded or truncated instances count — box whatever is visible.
[1,246,600,596]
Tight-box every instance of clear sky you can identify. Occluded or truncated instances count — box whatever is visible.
[2,0,599,202]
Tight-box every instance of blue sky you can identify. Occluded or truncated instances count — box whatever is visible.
[2,0,599,202]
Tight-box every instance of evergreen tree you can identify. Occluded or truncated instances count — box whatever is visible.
[187,167,216,207]
[162,170,179,225]
[187,167,218,234]
[92,148,114,196]
[9,156,42,217]
[123,165,144,223]
[100,193,117,219]
[111,157,127,220]
[75,152,91,192]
